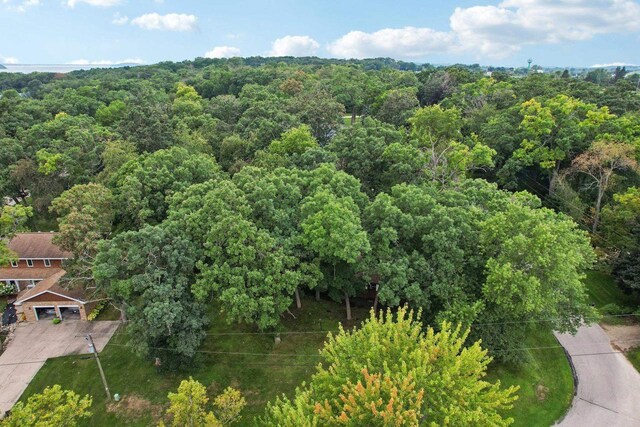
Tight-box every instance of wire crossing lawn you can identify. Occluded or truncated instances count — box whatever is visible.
[583,270,640,310]
[21,298,573,427]
[486,327,574,427]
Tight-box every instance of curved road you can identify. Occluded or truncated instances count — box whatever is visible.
[555,325,640,427]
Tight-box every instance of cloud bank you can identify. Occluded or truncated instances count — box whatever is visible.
[328,0,640,59]
[131,13,198,31]
[204,46,241,58]
[268,35,319,56]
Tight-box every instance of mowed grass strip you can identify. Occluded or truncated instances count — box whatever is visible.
[486,327,574,427]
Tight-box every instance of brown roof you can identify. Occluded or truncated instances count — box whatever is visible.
[8,233,72,259]
[0,267,64,280]
[15,271,87,304]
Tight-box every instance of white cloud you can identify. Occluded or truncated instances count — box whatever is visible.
[66,0,121,7]
[268,35,319,57]
[328,27,455,59]
[450,0,640,58]
[112,12,128,25]
[131,12,198,31]
[204,46,241,58]
[0,55,19,64]
[67,58,145,65]
[328,0,640,60]
[3,0,40,12]
[591,62,638,68]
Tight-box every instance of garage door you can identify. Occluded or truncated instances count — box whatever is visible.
[34,306,56,320]
[59,306,81,320]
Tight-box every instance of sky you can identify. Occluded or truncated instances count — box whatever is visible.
[0,0,639,68]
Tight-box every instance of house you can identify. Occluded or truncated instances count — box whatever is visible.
[1,232,92,321]
[13,270,95,321]
[0,232,71,293]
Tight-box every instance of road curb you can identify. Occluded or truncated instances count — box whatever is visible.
[553,332,579,426]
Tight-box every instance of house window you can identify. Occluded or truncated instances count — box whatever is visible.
[10,260,18,267]
[26,259,34,267]
[44,259,51,267]
[8,280,18,292]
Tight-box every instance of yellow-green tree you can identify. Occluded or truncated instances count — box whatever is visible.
[1,385,92,427]
[160,378,245,427]
[262,308,518,426]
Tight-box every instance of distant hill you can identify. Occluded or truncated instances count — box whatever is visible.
[0,64,6,69]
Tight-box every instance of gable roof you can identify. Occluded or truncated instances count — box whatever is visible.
[15,271,87,304]
[8,232,72,259]
[0,267,64,281]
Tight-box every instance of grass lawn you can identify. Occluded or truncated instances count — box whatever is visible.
[486,328,574,427]
[626,347,640,372]
[21,297,370,426]
[583,270,640,324]
[583,271,639,309]
[21,297,574,426]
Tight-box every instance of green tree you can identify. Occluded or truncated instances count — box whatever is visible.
[109,147,221,228]
[408,105,495,184]
[374,87,420,127]
[262,308,518,426]
[509,95,614,194]
[479,203,597,357]
[93,225,207,366]
[601,187,640,291]
[0,204,32,266]
[1,385,92,427]
[50,183,114,289]
[300,190,370,319]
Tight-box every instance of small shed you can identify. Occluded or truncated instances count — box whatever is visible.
[14,271,94,321]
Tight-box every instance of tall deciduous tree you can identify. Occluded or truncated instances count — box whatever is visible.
[300,190,370,319]
[571,140,638,232]
[262,308,518,426]
[93,225,207,366]
[50,183,114,290]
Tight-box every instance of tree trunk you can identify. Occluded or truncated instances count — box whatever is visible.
[593,184,605,233]
[351,109,356,125]
[294,287,302,309]
[549,164,560,196]
[315,288,320,301]
[373,291,379,313]
[345,292,352,320]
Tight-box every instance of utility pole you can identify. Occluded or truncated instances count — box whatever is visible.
[86,334,111,401]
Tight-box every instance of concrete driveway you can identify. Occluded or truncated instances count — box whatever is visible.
[555,324,640,427]
[0,320,119,414]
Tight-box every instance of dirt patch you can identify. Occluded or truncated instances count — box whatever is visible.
[107,394,164,421]
[601,323,640,352]
[535,382,549,401]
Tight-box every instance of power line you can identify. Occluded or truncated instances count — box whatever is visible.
[77,313,639,337]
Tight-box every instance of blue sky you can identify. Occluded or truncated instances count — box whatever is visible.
[0,0,639,67]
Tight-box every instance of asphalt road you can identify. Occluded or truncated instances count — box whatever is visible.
[555,324,640,427]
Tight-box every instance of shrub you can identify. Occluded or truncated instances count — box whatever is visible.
[600,303,629,316]
[52,318,61,325]
[0,282,16,296]
[87,301,105,321]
